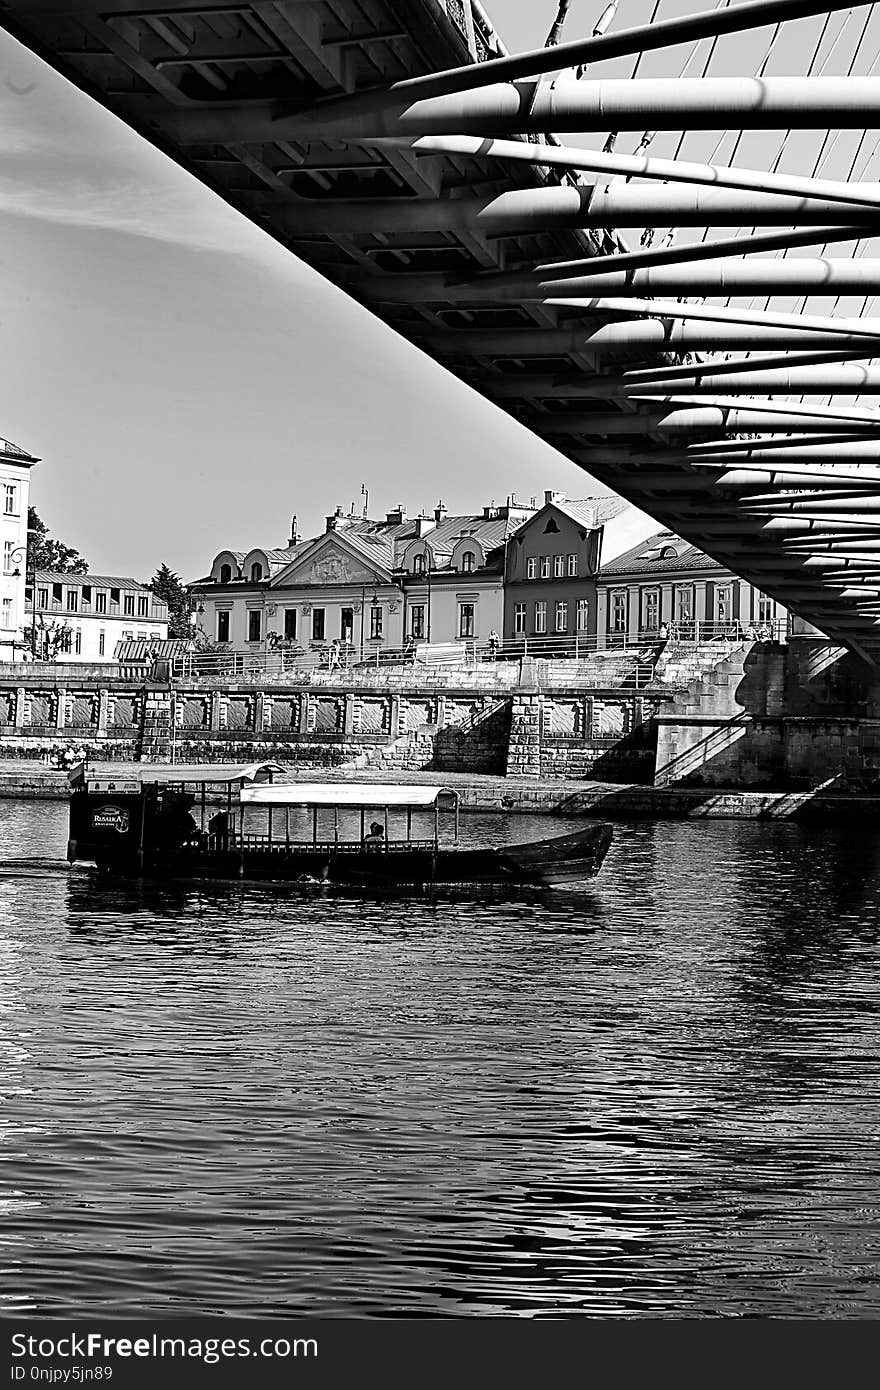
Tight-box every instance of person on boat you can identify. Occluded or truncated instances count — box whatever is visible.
[157,791,200,853]
[488,629,500,660]
[207,809,229,852]
[363,820,385,850]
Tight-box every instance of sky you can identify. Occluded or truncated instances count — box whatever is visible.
[0,1,875,582]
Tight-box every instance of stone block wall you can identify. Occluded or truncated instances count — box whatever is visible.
[655,640,880,789]
[506,690,660,781]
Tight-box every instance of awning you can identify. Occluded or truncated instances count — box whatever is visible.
[241,782,455,808]
[69,761,282,789]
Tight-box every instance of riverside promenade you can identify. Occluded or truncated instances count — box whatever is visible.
[4,759,878,821]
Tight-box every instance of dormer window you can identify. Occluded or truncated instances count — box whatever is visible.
[461,551,475,573]
[660,546,678,561]
[250,562,263,583]
[219,564,232,584]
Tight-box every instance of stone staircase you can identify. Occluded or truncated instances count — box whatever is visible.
[341,696,511,775]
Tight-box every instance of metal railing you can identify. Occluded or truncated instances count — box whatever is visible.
[164,624,782,681]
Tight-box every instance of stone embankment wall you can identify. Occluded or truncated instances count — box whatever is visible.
[5,639,877,788]
[0,653,670,781]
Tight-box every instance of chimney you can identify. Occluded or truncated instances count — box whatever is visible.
[434,500,447,522]
[325,505,345,533]
[288,513,300,546]
[414,516,436,538]
[545,489,566,506]
[385,505,406,525]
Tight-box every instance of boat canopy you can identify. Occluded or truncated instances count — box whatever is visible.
[68,761,282,790]
[241,782,456,808]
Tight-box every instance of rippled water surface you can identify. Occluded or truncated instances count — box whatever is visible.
[1,798,880,1317]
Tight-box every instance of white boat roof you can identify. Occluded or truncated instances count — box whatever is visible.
[241,782,454,808]
[70,761,281,789]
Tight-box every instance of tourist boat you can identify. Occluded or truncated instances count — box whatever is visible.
[66,762,613,891]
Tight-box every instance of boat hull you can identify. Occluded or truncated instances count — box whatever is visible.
[73,824,613,891]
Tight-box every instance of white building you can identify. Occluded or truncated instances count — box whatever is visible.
[26,572,168,662]
[0,436,38,659]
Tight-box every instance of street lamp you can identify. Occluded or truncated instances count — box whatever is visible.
[10,544,36,658]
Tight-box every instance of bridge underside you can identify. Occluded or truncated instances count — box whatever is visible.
[6,0,880,657]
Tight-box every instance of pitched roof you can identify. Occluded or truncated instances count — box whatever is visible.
[556,496,629,529]
[34,570,157,590]
[0,436,39,464]
[599,530,728,577]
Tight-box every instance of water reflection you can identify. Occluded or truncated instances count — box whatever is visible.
[1,800,879,1316]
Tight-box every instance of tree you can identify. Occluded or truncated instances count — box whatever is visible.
[23,616,73,662]
[27,507,89,575]
[148,564,189,637]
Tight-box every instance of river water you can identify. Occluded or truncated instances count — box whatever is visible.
[1,797,879,1318]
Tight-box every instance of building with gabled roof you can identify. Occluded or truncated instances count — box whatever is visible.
[502,491,658,649]
[191,499,538,658]
[595,530,788,642]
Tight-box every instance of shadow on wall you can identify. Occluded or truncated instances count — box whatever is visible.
[432,701,512,774]
[587,719,658,785]
[654,640,880,792]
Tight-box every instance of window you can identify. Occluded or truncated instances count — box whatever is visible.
[535,601,547,634]
[217,611,230,643]
[460,551,475,573]
[137,595,148,617]
[98,631,105,657]
[675,586,693,623]
[219,564,232,585]
[410,604,425,639]
[540,556,551,579]
[555,600,568,633]
[248,609,262,643]
[370,605,382,641]
[37,587,48,610]
[284,609,297,640]
[250,562,263,583]
[123,594,134,616]
[66,589,78,613]
[81,585,92,605]
[757,593,773,623]
[94,591,106,614]
[576,598,589,632]
[567,554,578,577]
[340,607,354,642]
[412,553,425,575]
[543,517,560,533]
[1,596,11,627]
[458,602,475,638]
[514,602,527,635]
[312,607,325,642]
[3,484,15,515]
[52,583,62,606]
[74,629,82,656]
[137,632,147,642]
[610,591,628,634]
[553,555,565,579]
[526,558,538,580]
[121,630,133,643]
[643,588,661,630]
[3,540,13,573]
